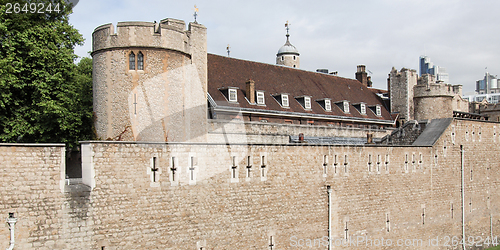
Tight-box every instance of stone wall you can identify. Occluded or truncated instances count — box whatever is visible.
[1,119,500,249]
[0,144,93,250]
[207,119,393,144]
[82,118,499,249]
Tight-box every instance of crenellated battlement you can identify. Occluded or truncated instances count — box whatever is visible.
[92,18,206,56]
[414,74,462,98]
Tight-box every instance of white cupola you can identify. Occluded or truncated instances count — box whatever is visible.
[276,21,300,68]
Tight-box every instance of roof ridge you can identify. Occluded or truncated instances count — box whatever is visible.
[207,53,356,81]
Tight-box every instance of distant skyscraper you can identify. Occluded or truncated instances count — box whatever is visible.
[419,56,449,84]
[476,72,499,94]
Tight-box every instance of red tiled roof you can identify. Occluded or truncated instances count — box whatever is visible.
[207,53,393,121]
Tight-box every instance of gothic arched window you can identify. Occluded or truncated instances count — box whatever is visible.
[137,52,144,70]
[129,52,135,70]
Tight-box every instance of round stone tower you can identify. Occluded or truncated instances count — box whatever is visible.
[413,74,454,121]
[276,23,300,68]
[92,18,208,142]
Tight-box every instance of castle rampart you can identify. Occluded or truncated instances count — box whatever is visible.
[1,118,500,249]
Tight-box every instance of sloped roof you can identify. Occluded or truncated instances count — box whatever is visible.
[207,53,393,122]
[412,118,453,146]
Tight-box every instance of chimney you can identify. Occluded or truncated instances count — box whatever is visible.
[246,79,255,104]
[356,65,368,87]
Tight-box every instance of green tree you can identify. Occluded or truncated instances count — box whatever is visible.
[0,0,93,147]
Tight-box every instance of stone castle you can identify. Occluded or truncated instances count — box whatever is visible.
[1,17,499,250]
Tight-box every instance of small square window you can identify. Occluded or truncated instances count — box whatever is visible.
[257,91,265,105]
[325,100,331,111]
[282,94,289,107]
[228,89,237,102]
[304,97,311,109]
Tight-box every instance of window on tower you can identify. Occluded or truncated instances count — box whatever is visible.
[137,52,144,70]
[129,52,135,70]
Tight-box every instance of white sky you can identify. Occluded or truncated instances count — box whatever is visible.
[70,0,500,94]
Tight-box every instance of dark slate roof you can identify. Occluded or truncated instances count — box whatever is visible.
[412,118,453,146]
[207,54,393,122]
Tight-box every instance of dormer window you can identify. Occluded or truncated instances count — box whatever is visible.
[228,89,237,102]
[317,99,332,112]
[219,87,239,103]
[296,96,312,110]
[336,100,350,113]
[369,105,383,117]
[282,94,289,107]
[304,97,311,109]
[343,101,349,113]
[272,93,290,108]
[325,99,331,111]
[256,91,265,105]
[353,103,367,115]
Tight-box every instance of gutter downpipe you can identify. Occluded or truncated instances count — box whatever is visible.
[6,213,17,250]
[327,185,332,250]
[461,145,465,250]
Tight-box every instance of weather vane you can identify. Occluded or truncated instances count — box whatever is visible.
[193,5,199,23]
[226,44,231,57]
[285,20,290,36]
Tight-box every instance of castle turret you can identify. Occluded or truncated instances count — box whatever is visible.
[276,22,300,68]
[92,18,208,142]
[389,67,418,123]
[413,74,460,121]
